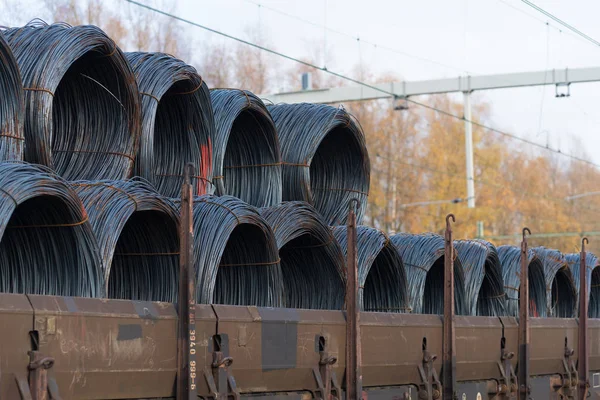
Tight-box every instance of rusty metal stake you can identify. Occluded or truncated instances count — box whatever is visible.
[177,164,197,400]
[345,199,362,400]
[579,237,589,400]
[28,351,54,400]
[442,214,456,400]
[518,228,531,400]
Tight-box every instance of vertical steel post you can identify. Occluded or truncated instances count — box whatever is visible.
[579,237,589,400]
[177,164,197,400]
[346,199,362,400]
[519,228,531,400]
[464,91,475,208]
[443,214,456,400]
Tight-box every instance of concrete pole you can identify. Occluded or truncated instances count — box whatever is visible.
[464,91,475,208]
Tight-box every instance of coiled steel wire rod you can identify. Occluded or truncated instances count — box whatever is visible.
[454,239,506,316]
[0,32,24,161]
[332,226,409,313]
[126,52,214,198]
[210,89,281,207]
[565,252,600,317]
[260,201,346,310]
[73,179,179,302]
[268,103,370,225]
[0,162,102,297]
[184,195,283,306]
[532,247,577,318]
[390,233,467,315]
[497,245,547,317]
[2,20,140,180]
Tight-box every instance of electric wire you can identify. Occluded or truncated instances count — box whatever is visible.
[565,252,600,318]
[2,20,141,180]
[73,179,180,302]
[532,246,577,318]
[260,201,346,310]
[0,31,24,161]
[332,225,409,313]
[126,52,215,198]
[0,162,103,297]
[268,103,370,225]
[390,233,468,315]
[210,89,281,207]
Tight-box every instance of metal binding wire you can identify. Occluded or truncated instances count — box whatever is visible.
[497,245,547,317]
[0,162,103,297]
[268,103,370,225]
[390,233,467,315]
[0,32,24,161]
[332,225,409,313]
[260,201,346,310]
[73,179,179,302]
[454,239,506,316]
[2,20,141,180]
[532,247,577,318]
[565,252,600,317]
[210,89,281,207]
[126,52,215,197]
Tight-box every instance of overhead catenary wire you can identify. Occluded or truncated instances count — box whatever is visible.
[125,52,215,198]
[497,245,547,317]
[332,226,409,313]
[260,201,346,310]
[0,31,24,161]
[123,0,600,170]
[0,162,103,297]
[565,252,600,317]
[454,239,506,316]
[183,194,283,306]
[390,233,468,315]
[210,89,281,207]
[73,179,179,302]
[2,20,141,180]
[532,247,577,318]
[269,103,370,225]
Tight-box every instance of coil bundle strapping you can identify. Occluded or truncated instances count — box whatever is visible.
[0,162,102,297]
[260,201,346,310]
[2,20,141,180]
[454,239,506,316]
[532,247,577,318]
[73,179,179,302]
[332,226,409,313]
[0,32,24,161]
[126,52,215,197]
[565,252,600,317]
[210,89,281,207]
[268,103,370,225]
[390,233,467,315]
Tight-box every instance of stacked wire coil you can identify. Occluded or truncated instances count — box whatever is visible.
[268,103,370,225]
[332,225,408,313]
[2,20,141,180]
[126,52,215,197]
[210,89,281,207]
[260,201,346,310]
[390,233,467,315]
[565,252,599,317]
[532,247,577,318]
[0,32,24,161]
[73,179,179,302]
[0,162,102,297]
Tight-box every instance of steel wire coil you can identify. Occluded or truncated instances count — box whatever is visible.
[125,52,214,198]
[497,245,547,317]
[532,247,577,318]
[260,201,346,310]
[390,233,467,315]
[210,89,281,207]
[0,162,102,297]
[0,32,24,161]
[184,194,283,306]
[454,239,506,316]
[332,226,409,313]
[565,252,600,317]
[73,179,179,302]
[268,103,370,225]
[2,20,140,180]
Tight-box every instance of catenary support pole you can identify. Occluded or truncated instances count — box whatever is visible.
[464,91,475,208]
